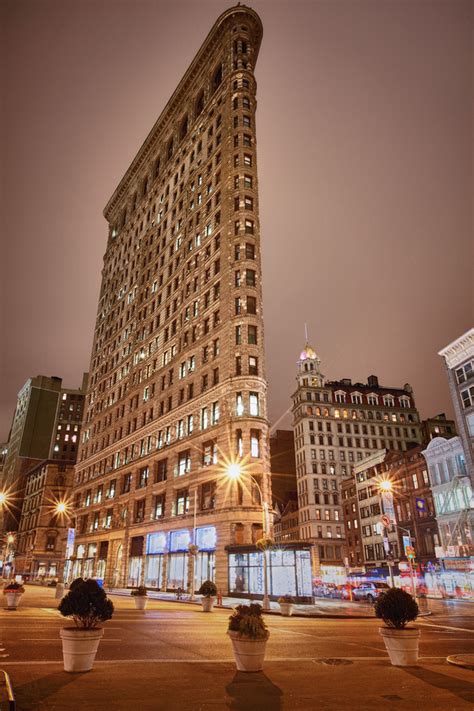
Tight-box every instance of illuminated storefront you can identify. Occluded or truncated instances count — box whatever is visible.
[228,544,312,600]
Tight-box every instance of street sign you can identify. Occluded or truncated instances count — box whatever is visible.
[402,535,411,553]
[380,514,391,528]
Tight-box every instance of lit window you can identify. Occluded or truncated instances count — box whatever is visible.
[249,392,259,416]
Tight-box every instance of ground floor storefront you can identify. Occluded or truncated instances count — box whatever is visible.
[65,527,313,600]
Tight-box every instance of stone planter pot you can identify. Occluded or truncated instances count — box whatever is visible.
[55,583,65,599]
[279,602,294,617]
[5,592,23,610]
[379,627,420,666]
[60,627,104,672]
[133,596,148,610]
[228,630,269,672]
[201,596,215,612]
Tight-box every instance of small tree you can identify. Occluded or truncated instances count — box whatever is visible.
[375,588,419,630]
[58,578,114,629]
[197,580,217,597]
[130,586,148,597]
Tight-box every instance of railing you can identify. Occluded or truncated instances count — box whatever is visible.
[0,670,15,710]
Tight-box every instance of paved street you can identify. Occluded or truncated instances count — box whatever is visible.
[0,586,473,710]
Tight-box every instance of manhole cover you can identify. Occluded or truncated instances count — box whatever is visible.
[318,658,353,666]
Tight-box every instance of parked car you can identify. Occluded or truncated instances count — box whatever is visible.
[352,582,390,603]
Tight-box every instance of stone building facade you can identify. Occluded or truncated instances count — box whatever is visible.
[71,6,271,595]
[292,344,422,570]
[438,328,474,484]
[15,460,74,579]
[422,436,473,558]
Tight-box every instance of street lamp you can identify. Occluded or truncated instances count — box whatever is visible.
[376,478,396,587]
[226,462,271,611]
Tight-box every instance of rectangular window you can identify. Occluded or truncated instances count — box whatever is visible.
[178,450,191,476]
[154,494,165,518]
[248,325,257,344]
[176,489,189,515]
[250,430,260,457]
[247,296,256,314]
[249,392,259,416]
[156,459,167,483]
[248,356,258,375]
[236,392,244,416]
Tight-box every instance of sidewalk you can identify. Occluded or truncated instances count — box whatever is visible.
[106,587,376,618]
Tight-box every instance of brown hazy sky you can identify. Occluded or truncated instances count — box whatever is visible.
[1,0,472,442]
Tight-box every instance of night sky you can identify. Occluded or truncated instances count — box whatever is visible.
[1,0,472,442]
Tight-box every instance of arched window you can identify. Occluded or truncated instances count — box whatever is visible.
[167,137,174,160]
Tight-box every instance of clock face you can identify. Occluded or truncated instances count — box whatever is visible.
[311,378,319,386]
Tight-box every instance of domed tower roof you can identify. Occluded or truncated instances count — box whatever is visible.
[299,343,318,361]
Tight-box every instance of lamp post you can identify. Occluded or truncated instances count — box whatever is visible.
[226,463,271,611]
[189,490,198,601]
[377,479,396,588]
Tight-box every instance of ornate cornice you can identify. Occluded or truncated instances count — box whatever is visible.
[103,5,263,223]
[438,328,474,369]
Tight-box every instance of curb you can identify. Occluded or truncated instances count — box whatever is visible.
[106,590,374,619]
[447,655,474,671]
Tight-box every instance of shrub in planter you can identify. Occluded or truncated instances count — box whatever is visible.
[197,580,217,611]
[375,588,420,666]
[227,604,269,672]
[278,595,295,616]
[3,581,25,610]
[131,585,148,609]
[58,578,114,672]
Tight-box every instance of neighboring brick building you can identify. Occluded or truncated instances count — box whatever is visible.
[274,496,299,544]
[292,344,422,570]
[385,447,439,565]
[70,7,274,596]
[15,460,74,579]
[341,476,363,569]
[1,374,86,531]
[421,413,456,445]
[270,429,296,508]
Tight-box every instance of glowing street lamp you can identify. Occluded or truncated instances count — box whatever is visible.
[225,462,271,611]
[376,478,396,587]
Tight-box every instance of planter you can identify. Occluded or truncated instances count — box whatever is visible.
[228,630,269,672]
[5,592,23,610]
[55,583,65,600]
[134,596,148,610]
[279,602,294,617]
[201,596,215,612]
[60,627,104,672]
[379,627,420,666]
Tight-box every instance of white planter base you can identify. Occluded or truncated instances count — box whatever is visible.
[279,603,294,617]
[201,597,215,612]
[60,628,104,672]
[55,583,65,600]
[134,596,148,610]
[228,631,269,672]
[379,627,420,666]
[5,592,23,610]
